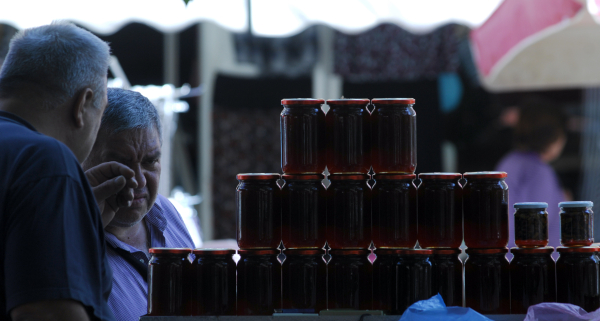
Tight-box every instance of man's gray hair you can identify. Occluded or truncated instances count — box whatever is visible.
[100,87,162,144]
[0,22,110,109]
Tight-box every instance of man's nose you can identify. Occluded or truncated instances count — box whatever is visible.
[134,164,146,189]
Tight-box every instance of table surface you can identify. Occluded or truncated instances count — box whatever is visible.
[140,315,526,321]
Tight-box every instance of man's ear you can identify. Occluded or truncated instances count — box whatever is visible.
[72,87,94,129]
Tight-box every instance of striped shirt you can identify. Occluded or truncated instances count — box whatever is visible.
[105,194,195,321]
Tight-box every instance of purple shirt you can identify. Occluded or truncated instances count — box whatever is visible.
[105,194,195,321]
[495,151,565,260]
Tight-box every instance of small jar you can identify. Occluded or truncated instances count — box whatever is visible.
[510,247,556,314]
[371,98,417,174]
[556,246,600,312]
[147,248,192,316]
[417,173,463,248]
[464,248,510,314]
[372,174,417,249]
[237,249,282,315]
[281,174,326,249]
[431,248,463,308]
[282,249,326,313]
[325,99,371,174]
[236,173,282,249]
[373,249,399,314]
[190,249,236,316]
[396,249,434,315]
[559,201,594,247]
[514,202,549,248]
[463,172,509,249]
[328,249,372,310]
[280,98,326,174]
[326,174,372,249]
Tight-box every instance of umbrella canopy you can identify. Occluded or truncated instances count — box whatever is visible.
[471,0,600,92]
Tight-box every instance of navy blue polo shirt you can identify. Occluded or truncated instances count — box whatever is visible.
[0,111,114,321]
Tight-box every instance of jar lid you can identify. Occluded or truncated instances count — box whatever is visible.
[419,172,462,180]
[514,202,548,209]
[149,248,192,255]
[329,249,370,255]
[463,171,507,179]
[284,249,324,256]
[377,249,433,255]
[374,174,416,180]
[329,174,370,180]
[192,248,236,255]
[510,247,554,254]
[371,98,415,105]
[237,173,280,180]
[431,248,462,255]
[465,247,508,255]
[557,246,599,253]
[326,99,370,105]
[559,201,593,208]
[281,98,325,105]
[281,174,323,180]
[238,249,279,255]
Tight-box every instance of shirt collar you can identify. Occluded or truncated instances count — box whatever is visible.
[0,110,38,132]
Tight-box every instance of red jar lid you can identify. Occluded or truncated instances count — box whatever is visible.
[285,249,324,256]
[326,99,370,106]
[149,248,192,255]
[377,249,433,255]
[419,172,462,180]
[281,174,323,180]
[557,246,600,253]
[329,174,370,180]
[238,249,280,255]
[192,248,236,255]
[463,171,507,179]
[329,249,370,255]
[432,248,462,255]
[371,98,415,105]
[510,247,554,255]
[466,247,509,255]
[374,174,416,180]
[237,173,280,180]
[281,98,325,105]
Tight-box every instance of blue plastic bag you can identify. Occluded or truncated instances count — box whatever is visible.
[399,294,492,321]
[524,302,600,321]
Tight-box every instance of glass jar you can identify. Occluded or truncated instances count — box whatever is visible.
[281,174,326,249]
[510,247,556,314]
[464,248,510,314]
[371,98,417,174]
[396,249,434,315]
[282,249,326,313]
[373,249,398,314]
[280,98,326,174]
[147,248,192,316]
[372,174,417,249]
[559,201,594,246]
[556,246,600,312]
[431,248,463,308]
[190,249,236,316]
[328,249,372,310]
[514,202,549,248]
[237,249,282,315]
[463,172,509,249]
[236,173,282,249]
[325,99,371,174]
[418,173,463,248]
[326,174,372,249]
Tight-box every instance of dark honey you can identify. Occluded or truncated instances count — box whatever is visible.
[556,246,600,312]
[395,249,433,315]
[372,249,398,314]
[464,248,510,314]
[463,172,509,249]
[190,249,236,315]
[281,174,326,249]
[325,99,371,174]
[559,201,594,247]
[418,173,462,248]
[236,173,282,249]
[328,249,372,310]
[431,248,463,307]
[372,174,417,249]
[510,247,555,314]
[514,203,549,248]
[281,98,326,174]
[371,98,417,174]
[147,248,192,316]
[237,249,282,315]
[282,249,326,313]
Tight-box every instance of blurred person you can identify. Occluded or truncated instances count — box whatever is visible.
[495,98,567,259]
[82,88,195,321]
[0,22,135,321]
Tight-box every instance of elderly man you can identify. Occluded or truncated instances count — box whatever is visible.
[0,23,136,321]
[82,88,195,321]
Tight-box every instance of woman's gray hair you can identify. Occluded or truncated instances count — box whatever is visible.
[99,87,162,144]
[0,22,110,109]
